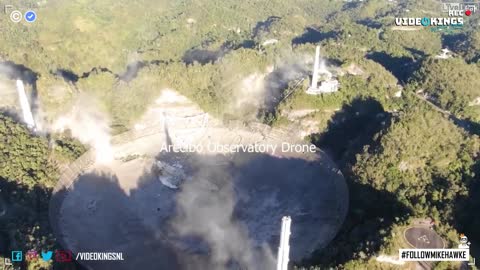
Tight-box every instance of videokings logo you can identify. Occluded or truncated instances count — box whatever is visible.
[394,17,464,27]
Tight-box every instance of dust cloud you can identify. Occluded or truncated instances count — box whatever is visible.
[232,72,268,113]
[52,94,113,164]
[229,56,308,119]
[172,158,276,270]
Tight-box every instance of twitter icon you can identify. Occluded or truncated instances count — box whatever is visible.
[41,251,53,261]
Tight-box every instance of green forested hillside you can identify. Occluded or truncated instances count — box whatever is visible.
[353,103,478,221]
[411,58,480,123]
[301,99,479,270]
[0,115,57,188]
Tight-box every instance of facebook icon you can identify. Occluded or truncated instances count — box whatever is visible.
[11,251,22,262]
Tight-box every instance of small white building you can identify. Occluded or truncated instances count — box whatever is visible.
[435,48,453,59]
[262,39,279,47]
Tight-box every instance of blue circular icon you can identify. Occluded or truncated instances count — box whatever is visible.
[421,17,430,26]
[25,10,36,22]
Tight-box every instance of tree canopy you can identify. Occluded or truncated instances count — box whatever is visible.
[0,114,58,188]
[353,103,479,220]
[411,58,480,123]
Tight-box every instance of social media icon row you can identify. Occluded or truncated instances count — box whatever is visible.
[9,10,37,23]
[10,250,72,262]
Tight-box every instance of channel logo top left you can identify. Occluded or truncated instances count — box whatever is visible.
[4,5,38,23]
[24,10,37,22]
[9,10,22,23]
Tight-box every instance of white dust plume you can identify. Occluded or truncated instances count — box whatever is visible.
[52,95,113,164]
[172,162,275,270]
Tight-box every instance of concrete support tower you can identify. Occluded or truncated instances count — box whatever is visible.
[277,216,292,270]
[310,46,320,90]
[16,80,36,129]
[306,45,339,95]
